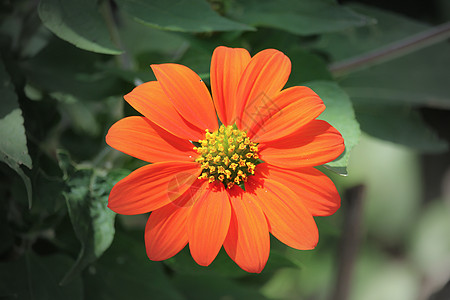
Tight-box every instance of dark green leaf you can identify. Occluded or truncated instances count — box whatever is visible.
[227,0,374,36]
[0,59,33,207]
[0,60,32,169]
[166,247,298,279]
[0,253,83,300]
[317,4,433,61]
[0,195,14,255]
[340,41,450,109]
[38,0,122,54]
[116,0,253,33]
[306,81,360,175]
[286,48,332,85]
[118,12,188,56]
[31,168,66,216]
[173,273,268,300]
[165,247,247,278]
[84,232,185,300]
[22,38,126,101]
[354,104,448,153]
[53,93,101,137]
[317,4,450,109]
[315,4,450,151]
[57,150,129,285]
[175,46,213,80]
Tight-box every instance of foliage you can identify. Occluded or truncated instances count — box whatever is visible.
[0,0,449,299]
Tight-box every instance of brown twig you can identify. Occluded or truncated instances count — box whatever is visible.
[329,21,450,77]
[332,185,366,300]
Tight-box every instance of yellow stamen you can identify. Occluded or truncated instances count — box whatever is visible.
[195,124,262,189]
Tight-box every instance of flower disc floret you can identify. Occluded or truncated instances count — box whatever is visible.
[195,124,261,189]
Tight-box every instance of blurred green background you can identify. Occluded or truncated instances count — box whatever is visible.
[1,0,449,299]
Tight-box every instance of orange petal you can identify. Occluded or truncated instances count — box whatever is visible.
[188,183,231,266]
[259,120,345,168]
[145,181,207,261]
[151,63,218,132]
[223,190,270,273]
[247,175,319,250]
[108,162,200,215]
[106,116,196,163]
[124,81,204,140]
[235,49,291,130]
[210,46,251,125]
[249,86,325,142]
[263,164,340,216]
[145,205,188,261]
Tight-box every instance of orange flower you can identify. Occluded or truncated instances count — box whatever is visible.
[106,46,345,273]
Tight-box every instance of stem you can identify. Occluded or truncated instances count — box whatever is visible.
[332,185,365,300]
[329,21,450,77]
[96,0,134,168]
[99,0,133,70]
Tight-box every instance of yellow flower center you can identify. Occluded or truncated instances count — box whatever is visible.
[194,124,261,189]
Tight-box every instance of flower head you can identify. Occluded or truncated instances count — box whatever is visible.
[106,46,345,273]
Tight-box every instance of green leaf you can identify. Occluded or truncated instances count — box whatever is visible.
[23,38,127,101]
[317,3,438,61]
[315,4,450,151]
[52,93,101,137]
[0,59,33,207]
[166,247,298,279]
[286,48,333,85]
[0,198,14,255]
[31,168,67,216]
[227,0,374,36]
[175,46,214,81]
[0,61,32,169]
[118,13,187,56]
[115,0,253,33]
[317,4,450,109]
[0,253,83,300]
[340,42,450,109]
[38,0,122,55]
[306,81,360,175]
[354,104,448,153]
[173,273,268,300]
[84,232,185,300]
[57,150,129,285]
[165,248,247,278]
